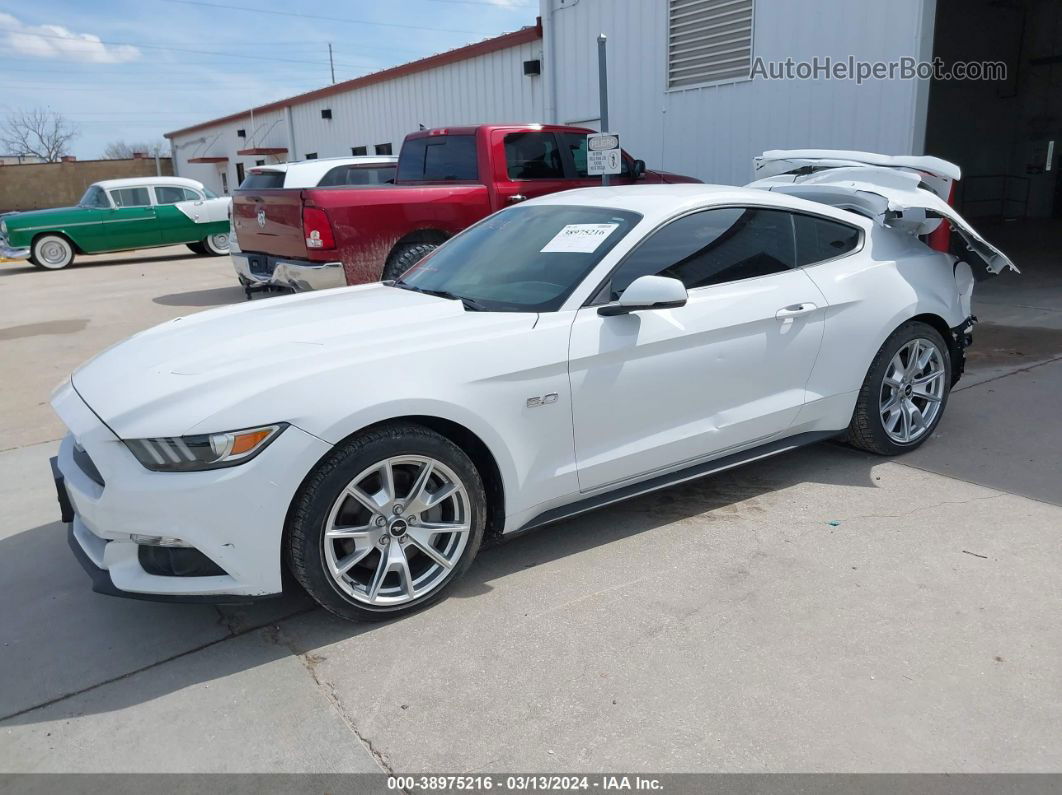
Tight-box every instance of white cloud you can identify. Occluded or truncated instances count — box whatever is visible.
[0,13,140,64]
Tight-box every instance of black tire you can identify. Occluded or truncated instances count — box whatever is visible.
[382,242,438,281]
[286,421,486,622]
[846,320,952,455]
[30,234,75,270]
[186,242,207,255]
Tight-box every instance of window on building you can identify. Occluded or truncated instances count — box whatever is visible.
[221,171,229,194]
[396,135,478,181]
[235,162,246,185]
[604,207,796,300]
[667,0,754,88]
[305,152,318,160]
[255,159,265,166]
[374,143,393,155]
[154,186,201,204]
[793,214,861,266]
[503,132,564,179]
[110,186,152,208]
[351,146,368,156]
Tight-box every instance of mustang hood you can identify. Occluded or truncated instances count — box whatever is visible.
[70,284,537,438]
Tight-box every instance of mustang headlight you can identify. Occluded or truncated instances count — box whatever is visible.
[124,423,286,472]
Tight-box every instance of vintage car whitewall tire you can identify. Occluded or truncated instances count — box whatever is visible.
[30,235,75,270]
[201,232,230,256]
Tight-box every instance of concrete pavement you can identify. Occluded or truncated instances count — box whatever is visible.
[1,244,1059,773]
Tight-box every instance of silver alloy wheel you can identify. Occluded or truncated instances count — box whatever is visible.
[879,337,946,444]
[36,236,72,268]
[323,455,471,607]
[207,232,229,253]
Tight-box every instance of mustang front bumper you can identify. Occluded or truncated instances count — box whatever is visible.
[232,252,346,292]
[51,380,332,602]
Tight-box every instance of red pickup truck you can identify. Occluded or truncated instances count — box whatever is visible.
[231,124,699,293]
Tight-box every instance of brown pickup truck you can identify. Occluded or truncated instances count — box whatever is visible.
[231,123,700,293]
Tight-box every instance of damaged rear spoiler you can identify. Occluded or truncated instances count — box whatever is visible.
[748,149,1017,275]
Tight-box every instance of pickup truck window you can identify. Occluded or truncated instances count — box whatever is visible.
[396,204,641,312]
[318,165,397,187]
[504,132,563,179]
[239,171,286,190]
[397,135,478,182]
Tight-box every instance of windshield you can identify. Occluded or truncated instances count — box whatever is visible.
[78,185,111,209]
[396,205,641,312]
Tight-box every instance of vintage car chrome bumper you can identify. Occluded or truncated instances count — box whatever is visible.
[232,252,346,292]
[0,233,29,260]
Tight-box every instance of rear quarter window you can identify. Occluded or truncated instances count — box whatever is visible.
[316,165,397,187]
[794,214,861,266]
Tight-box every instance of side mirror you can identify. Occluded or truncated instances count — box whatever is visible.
[598,275,687,316]
[633,159,646,179]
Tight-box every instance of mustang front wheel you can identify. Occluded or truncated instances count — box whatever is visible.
[30,235,75,270]
[286,422,486,621]
[847,321,951,455]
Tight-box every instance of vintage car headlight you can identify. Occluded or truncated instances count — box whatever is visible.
[124,423,286,472]
[1,219,7,235]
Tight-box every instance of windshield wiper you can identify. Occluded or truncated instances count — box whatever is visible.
[393,280,488,311]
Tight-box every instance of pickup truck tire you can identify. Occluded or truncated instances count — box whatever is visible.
[201,232,231,256]
[30,234,75,270]
[383,242,437,281]
[846,321,951,456]
[286,421,486,621]
[186,242,206,255]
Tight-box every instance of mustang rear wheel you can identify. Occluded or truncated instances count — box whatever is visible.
[847,321,951,455]
[286,422,486,621]
[30,235,75,270]
[201,232,230,256]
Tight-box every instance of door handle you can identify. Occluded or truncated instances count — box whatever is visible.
[507,194,527,203]
[775,303,817,319]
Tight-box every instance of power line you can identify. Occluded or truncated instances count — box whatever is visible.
[155,0,511,34]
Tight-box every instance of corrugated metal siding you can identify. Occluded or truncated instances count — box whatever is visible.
[171,40,543,195]
[545,0,931,185]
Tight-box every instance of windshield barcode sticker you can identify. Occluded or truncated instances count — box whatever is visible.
[540,223,619,254]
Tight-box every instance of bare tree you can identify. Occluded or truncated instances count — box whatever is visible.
[101,139,170,159]
[0,109,79,162]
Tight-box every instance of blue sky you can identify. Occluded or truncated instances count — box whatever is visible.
[0,0,537,158]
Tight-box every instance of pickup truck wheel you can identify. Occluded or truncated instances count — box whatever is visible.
[30,235,75,270]
[201,232,230,256]
[186,242,206,255]
[383,242,437,281]
[286,422,486,622]
[846,321,951,455]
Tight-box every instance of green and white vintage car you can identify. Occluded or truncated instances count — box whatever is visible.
[0,177,231,269]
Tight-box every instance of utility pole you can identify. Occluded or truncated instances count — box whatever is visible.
[328,43,336,84]
[597,34,610,187]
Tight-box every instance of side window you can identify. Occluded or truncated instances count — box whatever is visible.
[793,214,861,266]
[397,135,478,181]
[155,186,199,204]
[111,187,151,208]
[83,186,110,208]
[560,133,589,177]
[606,207,797,299]
[319,165,397,186]
[504,132,563,179]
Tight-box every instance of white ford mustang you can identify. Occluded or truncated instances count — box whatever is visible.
[51,152,1015,621]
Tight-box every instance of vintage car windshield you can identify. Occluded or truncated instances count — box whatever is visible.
[395,205,641,312]
[78,186,111,209]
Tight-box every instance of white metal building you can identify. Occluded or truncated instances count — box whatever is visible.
[166,24,544,195]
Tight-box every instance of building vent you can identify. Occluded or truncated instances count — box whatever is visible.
[321,109,332,119]
[236,129,246,138]
[523,59,541,76]
[668,0,753,89]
